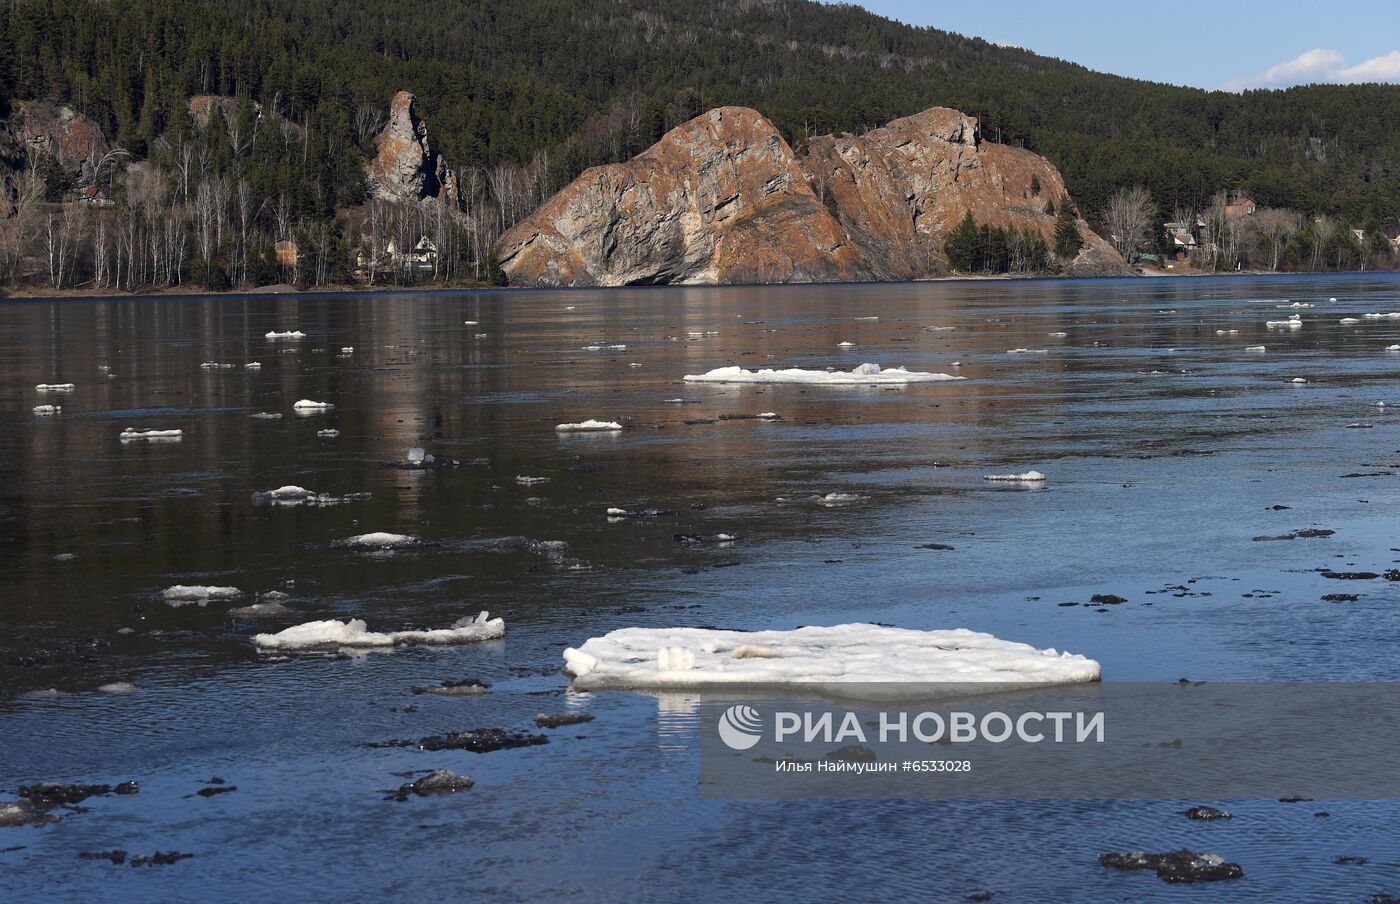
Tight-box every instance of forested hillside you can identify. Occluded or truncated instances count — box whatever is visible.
[0,0,1397,290]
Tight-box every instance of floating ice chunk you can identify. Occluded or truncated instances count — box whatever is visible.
[684,363,962,385]
[120,428,183,441]
[339,346,354,354]
[582,344,626,351]
[556,419,623,432]
[1339,318,1361,324]
[162,585,241,606]
[265,330,305,339]
[811,492,862,506]
[1389,345,1400,352]
[337,532,417,550]
[1048,331,1068,337]
[562,623,1100,694]
[853,316,879,321]
[292,399,334,412]
[229,600,293,618]
[1007,348,1048,354]
[756,412,779,419]
[983,471,1046,482]
[317,429,340,438]
[200,362,235,370]
[515,475,550,486]
[1286,302,1312,308]
[1363,312,1400,320]
[259,485,310,500]
[32,405,61,416]
[463,320,478,326]
[1291,377,1309,384]
[1329,297,1338,302]
[252,485,367,507]
[255,611,503,649]
[96,682,138,694]
[837,341,856,347]
[1245,345,1267,352]
[406,447,428,464]
[244,362,262,369]
[35,383,75,392]
[925,325,956,332]
[1266,316,1303,328]
[250,412,282,419]
[1215,329,1239,335]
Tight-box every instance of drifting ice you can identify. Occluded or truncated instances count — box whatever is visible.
[162,585,241,605]
[983,471,1046,482]
[1265,316,1303,328]
[32,405,60,416]
[293,399,334,411]
[562,624,1100,694]
[337,532,418,549]
[120,428,183,441]
[35,383,75,392]
[556,420,623,432]
[266,330,305,339]
[684,363,962,385]
[255,611,504,649]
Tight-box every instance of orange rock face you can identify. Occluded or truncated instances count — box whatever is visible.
[497,105,1127,286]
[807,107,1127,277]
[12,101,108,167]
[369,91,458,205]
[495,107,872,287]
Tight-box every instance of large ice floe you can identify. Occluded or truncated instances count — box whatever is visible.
[562,624,1099,697]
[556,419,623,432]
[292,399,334,412]
[684,363,962,385]
[255,611,503,649]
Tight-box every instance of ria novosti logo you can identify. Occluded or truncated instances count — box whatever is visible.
[717,704,764,750]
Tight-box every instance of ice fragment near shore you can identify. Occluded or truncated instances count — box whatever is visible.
[562,624,1099,694]
[684,363,961,385]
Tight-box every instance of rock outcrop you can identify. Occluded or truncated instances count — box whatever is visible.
[496,105,1128,287]
[369,92,457,206]
[806,107,1127,278]
[7,101,109,184]
[495,107,872,287]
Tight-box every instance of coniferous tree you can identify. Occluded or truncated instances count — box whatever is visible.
[1053,196,1082,259]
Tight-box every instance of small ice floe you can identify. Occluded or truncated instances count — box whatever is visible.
[339,346,354,354]
[1329,297,1339,302]
[561,623,1100,693]
[1290,377,1309,384]
[474,332,488,339]
[96,682,138,694]
[606,507,674,519]
[120,428,183,442]
[244,362,262,369]
[412,679,490,697]
[1363,312,1400,320]
[1266,315,1303,328]
[1387,345,1400,352]
[32,405,61,416]
[925,325,956,332]
[228,600,292,618]
[582,344,627,351]
[756,412,780,419]
[853,316,879,321]
[687,330,719,339]
[1285,302,1312,308]
[983,470,1046,483]
[386,448,459,469]
[684,363,961,385]
[555,419,623,432]
[265,330,305,339]
[1099,850,1242,884]
[292,399,334,412]
[627,362,643,367]
[336,532,418,550]
[463,320,478,326]
[1339,318,1361,324]
[515,475,550,486]
[251,486,369,508]
[250,412,282,419]
[1245,345,1267,353]
[161,585,242,606]
[811,492,863,506]
[1007,348,1048,355]
[35,383,75,392]
[1215,329,1239,335]
[200,362,235,370]
[1048,331,1068,337]
[837,341,856,348]
[254,611,503,649]
[317,429,340,438]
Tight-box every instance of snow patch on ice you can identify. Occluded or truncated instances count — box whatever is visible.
[562,623,1100,693]
[255,611,503,649]
[684,363,961,385]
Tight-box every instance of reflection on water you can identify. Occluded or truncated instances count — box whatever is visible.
[3,274,1400,901]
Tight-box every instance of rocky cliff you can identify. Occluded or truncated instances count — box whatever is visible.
[495,107,871,287]
[805,107,1126,278]
[497,105,1128,286]
[6,101,109,184]
[369,91,458,206]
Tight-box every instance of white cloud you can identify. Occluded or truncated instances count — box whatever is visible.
[1222,48,1400,90]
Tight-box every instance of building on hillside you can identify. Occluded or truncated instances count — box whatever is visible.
[1224,197,1256,219]
[1163,221,1198,259]
[274,239,299,267]
[77,186,114,209]
[384,236,438,274]
[1352,228,1367,246]
[1385,226,1400,251]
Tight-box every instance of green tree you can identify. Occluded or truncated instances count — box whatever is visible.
[944,211,979,272]
[1053,195,1082,259]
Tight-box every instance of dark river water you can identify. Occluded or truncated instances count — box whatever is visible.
[2,274,1400,901]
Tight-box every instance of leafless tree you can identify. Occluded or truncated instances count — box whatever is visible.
[1103,186,1156,258]
[1253,208,1301,271]
[354,102,387,149]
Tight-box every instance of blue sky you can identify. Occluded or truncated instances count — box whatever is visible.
[849,0,1400,91]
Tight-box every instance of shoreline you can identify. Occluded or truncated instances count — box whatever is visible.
[3,267,1396,302]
